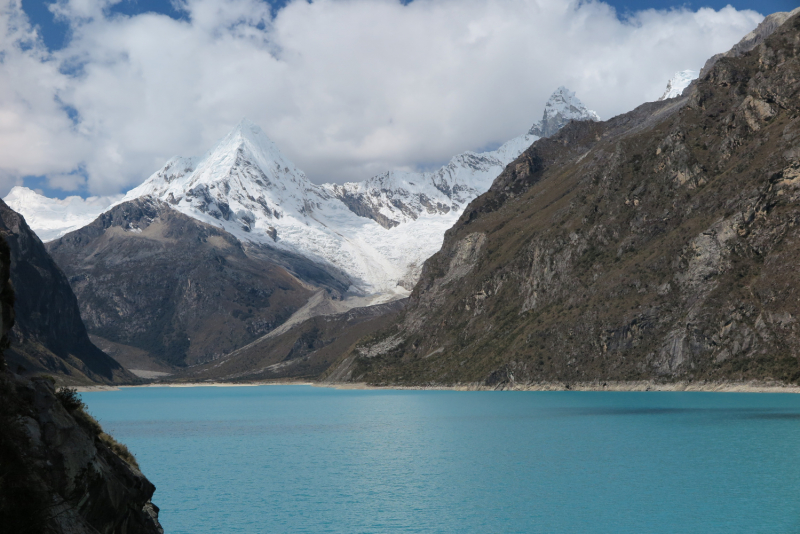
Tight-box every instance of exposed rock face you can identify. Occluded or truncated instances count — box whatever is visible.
[47,197,330,370]
[0,200,133,385]
[0,234,163,533]
[336,13,800,387]
[2,377,164,533]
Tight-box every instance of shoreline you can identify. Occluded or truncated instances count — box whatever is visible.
[74,379,800,394]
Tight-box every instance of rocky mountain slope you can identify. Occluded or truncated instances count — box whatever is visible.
[0,200,134,385]
[174,298,406,383]
[0,234,163,533]
[331,11,800,387]
[700,7,800,78]
[34,89,596,377]
[46,197,333,371]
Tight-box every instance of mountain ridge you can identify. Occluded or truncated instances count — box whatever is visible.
[37,88,598,375]
[326,10,800,387]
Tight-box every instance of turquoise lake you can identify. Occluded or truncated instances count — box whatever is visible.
[82,386,800,533]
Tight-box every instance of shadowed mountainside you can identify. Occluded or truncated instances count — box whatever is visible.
[173,298,406,382]
[0,200,134,385]
[46,197,337,372]
[0,233,163,533]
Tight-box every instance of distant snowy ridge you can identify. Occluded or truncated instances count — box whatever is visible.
[8,88,599,298]
[3,187,123,242]
[323,132,539,231]
[658,70,699,101]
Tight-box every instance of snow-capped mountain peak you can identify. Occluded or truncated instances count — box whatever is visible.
[658,70,699,101]
[9,88,599,298]
[529,86,600,137]
[193,118,305,191]
[119,119,323,230]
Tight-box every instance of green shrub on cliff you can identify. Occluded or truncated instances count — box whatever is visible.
[55,387,139,469]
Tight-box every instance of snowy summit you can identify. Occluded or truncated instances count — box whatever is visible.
[529,87,600,137]
[658,70,700,100]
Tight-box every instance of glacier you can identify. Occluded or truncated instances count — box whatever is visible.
[3,186,123,242]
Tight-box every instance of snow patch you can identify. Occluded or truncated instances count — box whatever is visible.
[659,70,699,101]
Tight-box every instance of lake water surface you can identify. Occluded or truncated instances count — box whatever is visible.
[82,386,800,533]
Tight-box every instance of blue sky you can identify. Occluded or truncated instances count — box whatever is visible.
[2,0,781,199]
[21,0,795,52]
[608,0,795,14]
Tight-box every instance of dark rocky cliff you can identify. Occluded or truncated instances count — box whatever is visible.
[336,13,800,387]
[47,197,338,371]
[0,234,163,533]
[0,200,134,385]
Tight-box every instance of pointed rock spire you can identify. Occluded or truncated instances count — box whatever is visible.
[528,87,600,138]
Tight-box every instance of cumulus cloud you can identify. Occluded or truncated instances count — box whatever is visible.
[0,0,763,195]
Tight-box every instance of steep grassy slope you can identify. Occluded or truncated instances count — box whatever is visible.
[337,13,800,387]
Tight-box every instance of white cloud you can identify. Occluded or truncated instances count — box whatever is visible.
[0,0,763,195]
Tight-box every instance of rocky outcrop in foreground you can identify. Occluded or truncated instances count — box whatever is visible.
[333,12,800,387]
[0,376,164,533]
[0,234,163,533]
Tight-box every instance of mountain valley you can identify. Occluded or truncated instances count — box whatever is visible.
[5,10,800,389]
[11,87,599,379]
[4,4,800,534]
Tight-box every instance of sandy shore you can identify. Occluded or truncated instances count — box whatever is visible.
[73,381,313,392]
[73,385,122,392]
[74,379,800,393]
[325,380,800,393]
